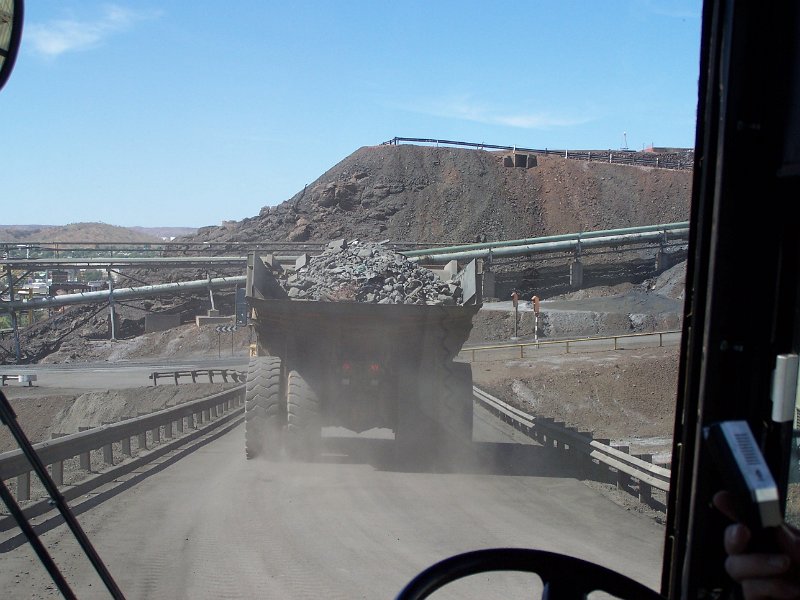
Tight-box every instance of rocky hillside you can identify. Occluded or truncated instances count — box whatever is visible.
[189,144,692,245]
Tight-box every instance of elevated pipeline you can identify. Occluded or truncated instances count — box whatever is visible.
[406,228,689,264]
[0,276,246,313]
[403,222,688,259]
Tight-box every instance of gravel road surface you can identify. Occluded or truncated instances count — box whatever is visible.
[0,408,665,599]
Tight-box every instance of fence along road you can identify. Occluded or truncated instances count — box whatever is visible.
[461,330,681,361]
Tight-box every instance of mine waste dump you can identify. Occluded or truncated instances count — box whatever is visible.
[277,241,464,305]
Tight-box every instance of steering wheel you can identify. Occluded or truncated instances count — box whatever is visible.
[396,548,665,599]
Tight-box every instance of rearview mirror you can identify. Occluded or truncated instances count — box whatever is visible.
[0,0,23,93]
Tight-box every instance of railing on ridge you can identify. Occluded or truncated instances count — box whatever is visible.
[383,137,694,171]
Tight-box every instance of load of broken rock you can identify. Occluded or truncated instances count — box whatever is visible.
[279,240,463,305]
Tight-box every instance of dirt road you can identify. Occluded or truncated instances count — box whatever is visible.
[0,414,665,598]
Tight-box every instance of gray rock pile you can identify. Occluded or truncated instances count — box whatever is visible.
[281,241,463,305]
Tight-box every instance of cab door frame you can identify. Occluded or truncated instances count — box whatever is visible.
[663,1,800,597]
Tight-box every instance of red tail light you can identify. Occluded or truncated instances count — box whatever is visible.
[342,361,352,372]
[369,363,381,374]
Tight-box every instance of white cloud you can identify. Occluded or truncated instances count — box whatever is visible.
[406,96,593,130]
[27,5,159,58]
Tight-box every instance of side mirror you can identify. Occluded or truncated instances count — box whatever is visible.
[0,0,24,93]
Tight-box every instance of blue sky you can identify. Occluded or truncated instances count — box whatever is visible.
[2,1,702,228]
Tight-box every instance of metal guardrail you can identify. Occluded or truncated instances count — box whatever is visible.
[0,386,244,502]
[473,386,670,509]
[383,137,694,171]
[1,373,36,386]
[461,330,681,361]
[149,369,245,386]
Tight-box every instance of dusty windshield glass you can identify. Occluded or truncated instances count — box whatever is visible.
[0,2,701,597]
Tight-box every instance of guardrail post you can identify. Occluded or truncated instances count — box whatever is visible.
[575,430,593,477]
[16,471,30,501]
[208,371,215,384]
[173,372,179,385]
[191,371,197,383]
[121,437,132,456]
[48,433,66,485]
[636,454,654,505]
[151,425,161,444]
[177,416,185,433]
[565,341,570,354]
[592,438,613,483]
[50,461,64,486]
[164,421,173,439]
[102,443,113,465]
[614,337,618,350]
[659,333,664,347]
[78,426,92,470]
[613,445,631,491]
[79,450,91,471]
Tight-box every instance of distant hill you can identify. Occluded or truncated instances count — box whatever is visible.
[0,223,197,243]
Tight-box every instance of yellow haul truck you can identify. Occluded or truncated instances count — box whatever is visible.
[243,252,481,461]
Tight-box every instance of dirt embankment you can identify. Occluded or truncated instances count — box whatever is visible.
[187,145,691,247]
[472,346,679,460]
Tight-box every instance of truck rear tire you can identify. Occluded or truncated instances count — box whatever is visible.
[285,370,322,460]
[245,356,283,459]
[438,361,474,446]
[395,361,474,466]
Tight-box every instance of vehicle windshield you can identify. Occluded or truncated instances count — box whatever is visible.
[0,2,703,597]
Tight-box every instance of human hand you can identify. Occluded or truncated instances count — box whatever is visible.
[713,491,800,599]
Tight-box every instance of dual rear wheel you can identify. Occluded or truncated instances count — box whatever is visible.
[244,356,321,460]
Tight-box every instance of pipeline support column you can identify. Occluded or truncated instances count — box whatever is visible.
[6,266,21,362]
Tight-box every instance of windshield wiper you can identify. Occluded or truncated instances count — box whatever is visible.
[0,389,126,599]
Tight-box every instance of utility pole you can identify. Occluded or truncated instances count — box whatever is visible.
[511,290,519,340]
[107,269,116,341]
[6,266,21,362]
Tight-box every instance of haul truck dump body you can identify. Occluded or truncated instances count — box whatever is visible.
[244,249,481,460]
